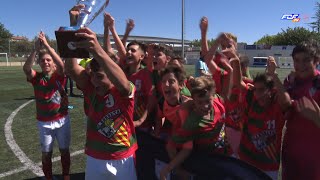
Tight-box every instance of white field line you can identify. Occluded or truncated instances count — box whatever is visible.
[2,99,85,178]
[4,100,43,177]
[0,166,28,178]
[0,150,84,178]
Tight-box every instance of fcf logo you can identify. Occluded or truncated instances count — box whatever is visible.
[281,14,300,22]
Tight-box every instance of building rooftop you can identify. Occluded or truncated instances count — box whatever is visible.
[97,34,192,45]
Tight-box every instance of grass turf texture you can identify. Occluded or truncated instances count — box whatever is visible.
[0,65,292,179]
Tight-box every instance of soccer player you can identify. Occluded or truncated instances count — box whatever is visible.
[160,47,234,179]
[23,32,71,180]
[151,44,174,100]
[64,26,137,180]
[282,40,320,180]
[230,56,290,179]
[224,54,253,157]
[153,65,192,140]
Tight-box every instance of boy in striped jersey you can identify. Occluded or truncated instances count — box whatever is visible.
[153,65,192,140]
[234,57,291,179]
[23,32,70,180]
[282,40,320,180]
[104,13,154,130]
[65,27,137,180]
[160,46,235,179]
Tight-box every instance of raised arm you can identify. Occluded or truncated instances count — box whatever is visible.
[200,17,209,56]
[221,39,247,90]
[75,27,131,96]
[38,32,65,76]
[23,38,41,80]
[203,34,224,75]
[104,13,127,61]
[266,56,291,111]
[121,19,135,46]
[219,47,239,100]
[103,15,114,55]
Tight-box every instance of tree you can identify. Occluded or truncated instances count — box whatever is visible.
[191,38,217,48]
[254,27,320,45]
[10,40,33,57]
[309,2,320,33]
[31,34,57,51]
[0,22,13,52]
[254,35,276,45]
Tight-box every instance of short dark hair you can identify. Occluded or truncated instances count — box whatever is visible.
[127,40,147,55]
[152,44,173,57]
[89,58,101,72]
[160,65,186,86]
[292,39,320,63]
[253,73,274,90]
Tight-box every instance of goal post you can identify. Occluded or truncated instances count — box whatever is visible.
[0,53,8,66]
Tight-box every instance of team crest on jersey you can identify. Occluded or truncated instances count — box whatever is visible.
[97,109,122,138]
[251,129,276,151]
[105,94,115,108]
[51,90,61,104]
[135,79,142,91]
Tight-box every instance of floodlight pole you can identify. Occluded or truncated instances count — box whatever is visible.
[8,39,10,59]
[181,0,185,61]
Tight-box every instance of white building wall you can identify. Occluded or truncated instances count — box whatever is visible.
[237,45,295,68]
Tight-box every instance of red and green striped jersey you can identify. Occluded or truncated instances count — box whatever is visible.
[28,71,68,122]
[225,80,253,130]
[157,95,191,136]
[239,89,285,171]
[212,53,229,95]
[282,71,320,180]
[128,68,154,129]
[80,81,137,160]
[212,67,228,95]
[171,95,231,155]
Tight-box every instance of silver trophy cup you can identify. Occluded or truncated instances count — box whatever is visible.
[55,0,109,58]
[76,0,110,28]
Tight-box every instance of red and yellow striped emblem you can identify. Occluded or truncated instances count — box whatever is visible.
[263,143,277,162]
[113,122,130,147]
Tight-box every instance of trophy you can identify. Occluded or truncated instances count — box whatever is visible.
[55,0,110,58]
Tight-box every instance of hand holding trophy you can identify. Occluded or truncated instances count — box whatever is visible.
[55,0,110,58]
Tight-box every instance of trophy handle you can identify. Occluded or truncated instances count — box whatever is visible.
[85,0,110,27]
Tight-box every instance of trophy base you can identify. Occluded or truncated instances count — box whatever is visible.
[55,30,90,58]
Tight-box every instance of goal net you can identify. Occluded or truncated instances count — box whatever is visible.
[0,53,8,66]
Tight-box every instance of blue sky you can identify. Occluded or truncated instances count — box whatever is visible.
[0,0,316,44]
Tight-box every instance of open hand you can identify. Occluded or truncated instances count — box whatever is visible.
[200,16,208,33]
[38,31,49,48]
[266,56,277,75]
[104,13,115,28]
[75,27,101,54]
[221,45,237,59]
[126,18,135,32]
[295,96,320,127]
